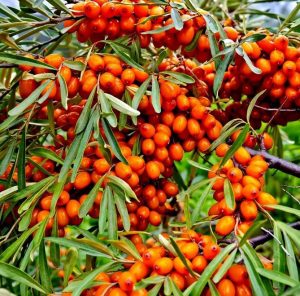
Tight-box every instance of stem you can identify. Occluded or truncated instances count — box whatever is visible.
[247,148,300,178]
[250,221,300,248]
[0,63,16,68]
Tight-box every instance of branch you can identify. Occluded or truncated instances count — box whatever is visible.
[249,221,300,248]
[0,63,16,68]
[247,148,300,178]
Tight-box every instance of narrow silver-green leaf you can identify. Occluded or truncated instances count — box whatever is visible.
[224,178,235,211]
[151,75,161,113]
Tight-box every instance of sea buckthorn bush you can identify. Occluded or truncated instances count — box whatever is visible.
[0,1,299,296]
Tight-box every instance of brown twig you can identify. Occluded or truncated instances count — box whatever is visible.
[247,148,300,178]
[250,221,300,248]
[0,63,16,69]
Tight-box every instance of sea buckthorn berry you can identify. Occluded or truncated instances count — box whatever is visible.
[44,53,64,69]
[115,162,132,180]
[153,257,173,275]
[142,139,155,155]
[118,272,136,292]
[88,54,105,71]
[236,284,252,296]
[216,143,229,157]
[227,167,243,183]
[149,211,161,226]
[160,81,180,100]
[240,200,258,220]
[139,123,155,138]
[234,147,251,165]
[107,287,127,296]
[257,192,277,210]
[192,255,207,273]
[146,161,161,179]
[215,216,236,236]
[217,279,236,296]
[57,207,69,227]
[203,243,221,260]
[246,165,265,178]
[262,132,273,150]
[181,242,199,260]
[153,132,170,147]
[100,72,116,89]
[169,143,184,161]
[228,264,248,284]
[242,183,259,199]
[57,191,70,206]
[142,248,161,267]
[94,158,110,175]
[19,79,38,99]
[74,172,91,190]
[270,50,285,65]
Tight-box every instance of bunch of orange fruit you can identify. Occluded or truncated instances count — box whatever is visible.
[59,231,258,296]
[208,133,277,236]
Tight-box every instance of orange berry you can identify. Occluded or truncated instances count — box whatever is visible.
[153,257,173,275]
[215,216,236,236]
[192,255,207,273]
[217,279,236,296]
[74,171,91,190]
[118,272,136,292]
[228,264,248,284]
[240,200,258,220]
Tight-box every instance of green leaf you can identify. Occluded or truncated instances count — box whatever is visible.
[58,133,83,182]
[8,80,50,116]
[241,34,266,43]
[114,192,130,231]
[17,130,26,190]
[148,282,164,296]
[191,181,213,223]
[109,237,142,261]
[273,224,286,293]
[0,223,40,262]
[46,237,106,257]
[134,276,165,290]
[0,262,51,294]
[169,276,184,296]
[0,140,16,175]
[50,215,60,267]
[241,243,275,295]
[184,194,192,229]
[219,123,250,168]
[240,220,267,247]
[105,93,140,116]
[276,222,300,250]
[107,175,137,200]
[0,53,55,70]
[213,49,235,96]
[101,118,127,163]
[63,248,78,287]
[283,232,299,281]
[0,3,22,21]
[79,176,103,218]
[66,262,118,296]
[191,244,236,296]
[171,8,183,30]
[223,178,235,211]
[0,32,21,50]
[47,0,71,14]
[266,205,300,217]
[208,280,220,296]
[185,30,201,52]
[107,186,118,240]
[161,71,195,84]
[246,90,266,124]
[151,75,161,113]
[257,268,298,287]
[76,85,96,134]
[282,284,300,296]
[132,76,151,119]
[31,217,48,259]
[71,112,95,182]
[106,41,144,71]
[29,147,63,165]
[19,204,36,231]
[63,60,85,71]
[236,47,262,75]
[141,24,174,35]
[99,186,109,234]
[213,249,237,283]
[99,89,117,128]
[57,73,68,110]
[39,240,53,292]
